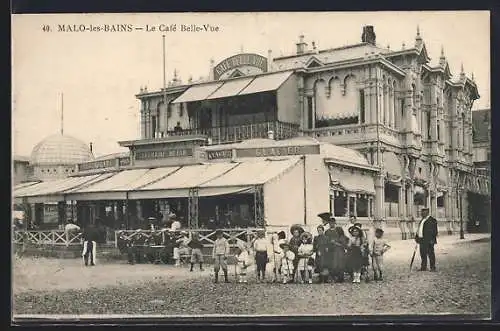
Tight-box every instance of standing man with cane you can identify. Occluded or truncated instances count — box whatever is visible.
[414,208,438,272]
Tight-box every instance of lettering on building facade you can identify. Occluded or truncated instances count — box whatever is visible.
[236,145,321,158]
[213,53,268,80]
[78,159,117,171]
[206,149,233,160]
[135,148,194,160]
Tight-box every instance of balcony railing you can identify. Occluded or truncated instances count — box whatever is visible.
[166,121,300,144]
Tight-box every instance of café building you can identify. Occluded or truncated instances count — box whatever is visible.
[14,25,490,240]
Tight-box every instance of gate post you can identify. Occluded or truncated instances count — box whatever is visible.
[255,185,264,227]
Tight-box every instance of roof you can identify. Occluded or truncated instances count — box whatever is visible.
[472,109,490,143]
[273,43,388,71]
[30,134,94,166]
[13,155,30,163]
[92,152,129,161]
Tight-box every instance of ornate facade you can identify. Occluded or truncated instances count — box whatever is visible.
[132,25,489,236]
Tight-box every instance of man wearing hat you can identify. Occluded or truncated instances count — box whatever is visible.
[317,212,333,233]
[415,208,438,271]
[212,229,230,283]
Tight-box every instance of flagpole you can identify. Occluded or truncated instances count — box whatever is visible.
[60,92,64,135]
[162,35,168,136]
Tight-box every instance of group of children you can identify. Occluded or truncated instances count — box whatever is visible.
[210,218,391,284]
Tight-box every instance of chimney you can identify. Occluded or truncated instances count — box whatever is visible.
[312,41,318,54]
[89,142,93,153]
[361,26,376,46]
[296,35,307,55]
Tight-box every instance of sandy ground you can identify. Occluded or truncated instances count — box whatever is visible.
[12,234,491,317]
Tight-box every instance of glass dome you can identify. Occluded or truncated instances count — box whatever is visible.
[30,134,94,166]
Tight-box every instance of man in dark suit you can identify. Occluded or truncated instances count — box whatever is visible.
[414,208,438,272]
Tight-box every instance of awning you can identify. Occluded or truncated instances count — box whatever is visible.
[383,151,402,181]
[13,181,40,191]
[205,77,253,100]
[13,173,112,203]
[171,81,223,104]
[329,169,375,195]
[198,157,302,196]
[128,163,239,199]
[237,71,293,96]
[66,169,156,201]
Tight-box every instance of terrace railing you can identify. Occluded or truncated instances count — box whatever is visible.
[167,121,300,144]
[114,228,265,248]
[13,230,83,246]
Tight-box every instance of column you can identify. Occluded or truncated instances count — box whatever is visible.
[399,181,406,219]
[406,182,414,219]
[116,201,124,227]
[57,201,66,228]
[398,182,407,239]
[389,87,395,128]
[353,196,357,217]
[365,89,371,124]
[346,195,350,217]
[430,189,437,217]
[136,201,143,224]
[374,173,385,219]
[384,85,390,126]
[330,194,335,216]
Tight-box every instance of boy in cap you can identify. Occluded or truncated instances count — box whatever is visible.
[253,230,270,283]
[279,242,296,284]
[212,229,230,283]
[370,228,391,281]
[188,232,204,271]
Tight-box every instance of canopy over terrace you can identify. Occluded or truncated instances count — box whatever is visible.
[13,173,113,204]
[170,70,294,104]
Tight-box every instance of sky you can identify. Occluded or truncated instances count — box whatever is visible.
[12,11,490,157]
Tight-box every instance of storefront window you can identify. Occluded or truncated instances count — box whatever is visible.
[333,193,348,217]
[356,196,369,217]
[349,196,356,216]
[384,183,399,217]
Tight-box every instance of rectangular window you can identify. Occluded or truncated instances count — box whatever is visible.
[359,90,365,123]
[437,122,440,141]
[307,96,313,129]
[151,115,157,138]
[487,152,491,161]
[179,103,184,117]
[356,196,369,217]
[400,99,405,122]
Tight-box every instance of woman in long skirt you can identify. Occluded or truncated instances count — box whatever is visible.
[313,225,332,283]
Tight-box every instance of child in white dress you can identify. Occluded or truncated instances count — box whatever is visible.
[297,232,314,284]
[235,244,251,283]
